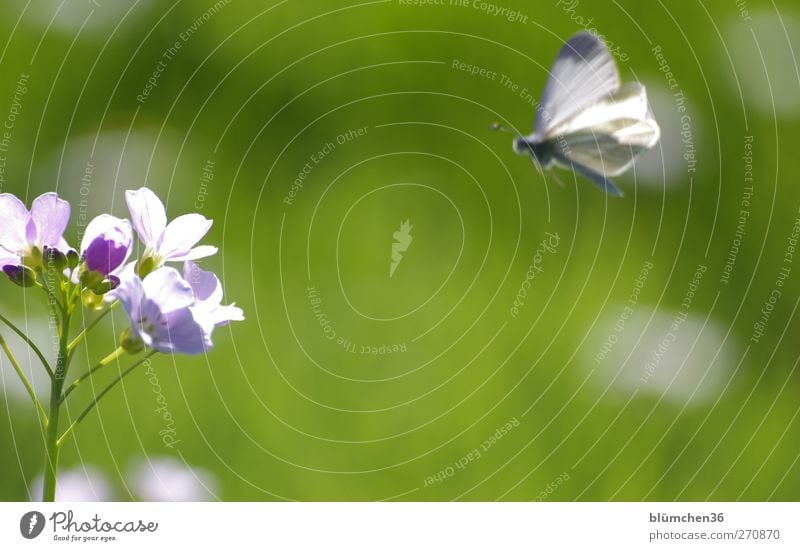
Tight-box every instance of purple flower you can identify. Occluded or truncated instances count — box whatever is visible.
[184,261,244,327]
[125,188,217,275]
[0,192,70,270]
[118,267,213,355]
[80,214,133,276]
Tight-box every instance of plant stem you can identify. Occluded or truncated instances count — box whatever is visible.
[43,301,72,502]
[39,273,65,315]
[58,351,156,447]
[42,380,62,502]
[59,346,126,404]
[0,312,53,379]
[0,333,47,427]
[67,301,119,352]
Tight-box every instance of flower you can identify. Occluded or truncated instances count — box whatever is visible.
[118,267,214,355]
[80,214,133,277]
[125,188,217,277]
[184,261,244,327]
[0,192,70,271]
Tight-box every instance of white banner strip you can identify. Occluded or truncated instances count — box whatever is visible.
[1,502,797,550]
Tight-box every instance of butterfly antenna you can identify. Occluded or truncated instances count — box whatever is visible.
[490,122,513,133]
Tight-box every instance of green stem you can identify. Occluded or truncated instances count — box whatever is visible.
[42,381,62,502]
[59,346,126,404]
[40,274,65,315]
[67,300,119,352]
[0,313,53,379]
[0,333,47,427]
[58,351,156,447]
[43,303,72,502]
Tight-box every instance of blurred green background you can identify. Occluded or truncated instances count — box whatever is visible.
[0,0,798,501]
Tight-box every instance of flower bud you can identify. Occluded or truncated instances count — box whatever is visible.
[91,275,120,295]
[66,249,80,270]
[80,214,133,276]
[43,246,68,272]
[120,327,145,354]
[79,269,104,291]
[3,265,37,288]
[81,288,105,310]
[83,237,128,276]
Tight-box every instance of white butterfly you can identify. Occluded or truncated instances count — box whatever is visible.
[508,32,660,196]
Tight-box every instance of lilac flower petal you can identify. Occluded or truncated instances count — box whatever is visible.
[132,299,162,349]
[125,188,167,247]
[80,215,132,256]
[0,245,19,269]
[30,193,70,247]
[208,304,245,327]
[83,239,129,275]
[141,267,194,312]
[116,262,235,355]
[157,214,213,260]
[0,193,30,252]
[183,261,222,304]
[118,275,163,349]
[57,238,72,257]
[81,215,133,275]
[102,261,136,302]
[157,308,213,355]
[25,218,37,243]
[117,273,145,319]
[182,262,243,328]
[168,245,218,262]
[117,272,212,355]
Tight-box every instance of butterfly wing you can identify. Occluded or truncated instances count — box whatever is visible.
[535,32,620,138]
[553,83,661,178]
[571,163,625,197]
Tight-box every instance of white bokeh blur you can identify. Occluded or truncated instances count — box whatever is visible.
[31,465,113,501]
[128,457,218,501]
[590,306,735,405]
[11,0,152,38]
[724,12,800,117]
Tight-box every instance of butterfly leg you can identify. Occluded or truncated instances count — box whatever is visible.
[548,169,567,188]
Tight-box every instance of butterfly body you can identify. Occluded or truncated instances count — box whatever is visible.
[513,136,556,169]
[511,32,661,196]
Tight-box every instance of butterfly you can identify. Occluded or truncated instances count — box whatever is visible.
[498,32,660,196]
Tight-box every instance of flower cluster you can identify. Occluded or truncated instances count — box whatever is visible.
[0,188,243,355]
